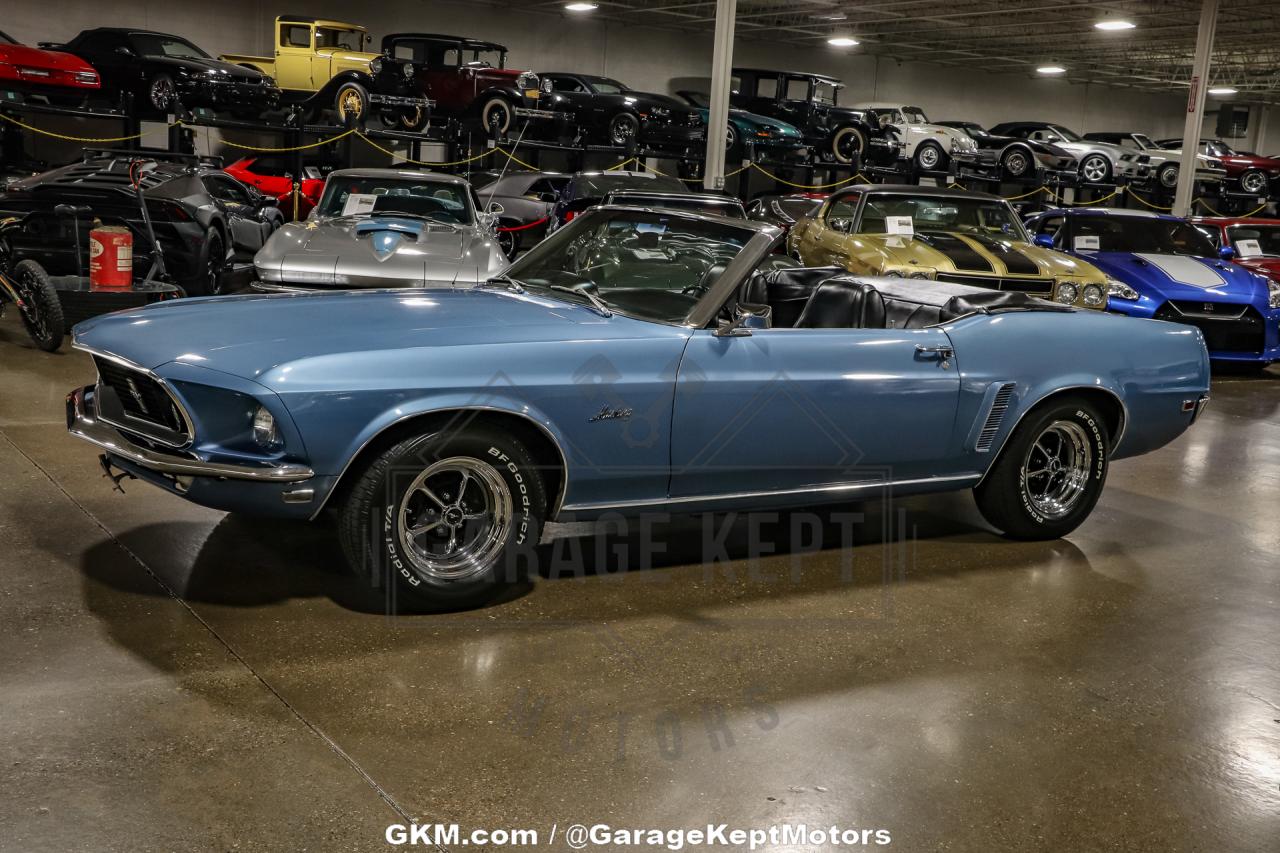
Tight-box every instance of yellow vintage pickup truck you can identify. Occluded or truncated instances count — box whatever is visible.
[221,15,429,129]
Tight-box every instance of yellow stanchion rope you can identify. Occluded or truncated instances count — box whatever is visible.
[495,147,542,172]
[606,157,637,171]
[210,126,358,153]
[1124,188,1175,212]
[0,110,177,143]
[355,132,496,166]
[749,163,865,190]
[1194,197,1270,218]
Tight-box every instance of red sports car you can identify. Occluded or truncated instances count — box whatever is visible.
[0,29,100,104]
[1192,216,1280,281]
[1161,138,1280,196]
[224,155,330,220]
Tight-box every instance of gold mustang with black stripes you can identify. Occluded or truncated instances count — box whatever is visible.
[788,184,1109,309]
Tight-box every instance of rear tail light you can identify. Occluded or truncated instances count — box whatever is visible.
[563,210,576,223]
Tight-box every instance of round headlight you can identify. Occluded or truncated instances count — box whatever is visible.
[541,78,553,94]
[1055,282,1079,304]
[883,270,902,277]
[909,270,931,280]
[252,405,281,450]
[403,61,415,79]
[1082,283,1105,307]
[1106,275,1138,301]
[369,57,384,75]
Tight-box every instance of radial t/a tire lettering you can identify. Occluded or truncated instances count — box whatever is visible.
[338,424,547,612]
[974,396,1110,540]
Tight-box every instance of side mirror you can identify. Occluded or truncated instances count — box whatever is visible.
[715,304,770,337]
[487,201,505,216]
[114,46,135,58]
[1033,233,1056,249]
[1218,245,1236,260]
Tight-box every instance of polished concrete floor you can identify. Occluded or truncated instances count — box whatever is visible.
[2,310,1278,852]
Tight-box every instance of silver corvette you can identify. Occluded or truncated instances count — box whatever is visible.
[252,168,508,291]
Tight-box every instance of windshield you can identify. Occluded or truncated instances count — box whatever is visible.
[1132,134,1156,150]
[606,193,746,219]
[859,194,1027,240]
[315,176,473,224]
[573,173,688,198]
[130,33,210,59]
[902,107,929,124]
[0,31,16,45]
[316,28,364,51]
[777,197,823,220]
[682,92,709,108]
[587,77,629,95]
[812,80,838,105]
[1071,216,1217,256]
[1051,125,1083,142]
[502,209,755,323]
[1227,224,1280,258]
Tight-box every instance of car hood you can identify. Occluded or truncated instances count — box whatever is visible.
[871,231,1103,279]
[255,216,502,287]
[0,43,96,73]
[699,107,803,138]
[1085,251,1270,301]
[149,55,267,81]
[72,287,625,383]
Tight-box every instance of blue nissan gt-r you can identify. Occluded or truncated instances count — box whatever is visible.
[1025,208,1280,365]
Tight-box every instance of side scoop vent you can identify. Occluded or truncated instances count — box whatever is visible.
[976,382,1017,452]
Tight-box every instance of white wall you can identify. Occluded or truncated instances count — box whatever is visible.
[6,0,1194,154]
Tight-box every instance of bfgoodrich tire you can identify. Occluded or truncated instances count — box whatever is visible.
[974,396,1110,540]
[337,424,546,611]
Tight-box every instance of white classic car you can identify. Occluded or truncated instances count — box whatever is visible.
[851,102,980,171]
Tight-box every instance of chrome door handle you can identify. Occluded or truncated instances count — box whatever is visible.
[915,345,954,357]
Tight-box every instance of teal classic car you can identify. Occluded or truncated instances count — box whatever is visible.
[677,91,805,158]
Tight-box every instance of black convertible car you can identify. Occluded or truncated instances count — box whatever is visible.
[45,28,280,117]
[540,73,705,150]
[1,150,282,295]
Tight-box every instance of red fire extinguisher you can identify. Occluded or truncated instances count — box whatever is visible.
[89,226,132,289]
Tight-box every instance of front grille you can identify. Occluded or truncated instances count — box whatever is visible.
[936,273,1054,295]
[93,356,190,444]
[1154,302,1265,354]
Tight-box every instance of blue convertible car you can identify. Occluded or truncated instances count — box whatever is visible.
[67,206,1211,609]
[1025,207,1280,365]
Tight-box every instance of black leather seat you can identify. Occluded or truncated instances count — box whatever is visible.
[794,280,887,329]
[763,266,844,327]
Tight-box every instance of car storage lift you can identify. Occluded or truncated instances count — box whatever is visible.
[1,94,1270,214]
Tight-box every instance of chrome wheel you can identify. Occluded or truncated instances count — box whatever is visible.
[917,143,941,170]
[1003,150,1030,177]
[725,123,738,150]
[1080,155,1109,184]
[1022,420,1093,520]
[1159,164,1179,188]
[396,457,513,582]
[1240,170,1267,194]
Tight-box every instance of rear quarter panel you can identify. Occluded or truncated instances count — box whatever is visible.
[943,309,1210,470]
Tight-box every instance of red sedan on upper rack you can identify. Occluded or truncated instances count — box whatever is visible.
[0,29,100,105]
[1192,216,1280,281]
[223,155,333,220]
[1159,138,1280,196]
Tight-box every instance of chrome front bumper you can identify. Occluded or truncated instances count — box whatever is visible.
[66,385,314,483]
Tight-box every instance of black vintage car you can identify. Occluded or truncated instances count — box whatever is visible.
[0,150,282,295]
[729,69,899,166]
[46,28,280,117]
[936,120,1078,179]
[548,170,690,231]
[539,73,705,150]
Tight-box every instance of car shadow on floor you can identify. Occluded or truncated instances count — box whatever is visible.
[71,490,1106,621]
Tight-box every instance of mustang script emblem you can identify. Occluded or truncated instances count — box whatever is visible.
[588,405,633,423]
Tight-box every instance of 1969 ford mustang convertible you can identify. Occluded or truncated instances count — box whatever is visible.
[66,207,1211,610]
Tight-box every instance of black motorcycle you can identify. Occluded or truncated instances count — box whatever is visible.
[0,226,64,352]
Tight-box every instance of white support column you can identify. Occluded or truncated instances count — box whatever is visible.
[703,0,737,191]
[1174,0,1219,216]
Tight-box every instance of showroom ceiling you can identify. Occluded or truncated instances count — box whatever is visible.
[543,0,1280,102]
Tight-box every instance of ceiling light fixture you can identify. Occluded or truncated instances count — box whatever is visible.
[1094,19,1136,31]
[564,2,598,11]
[1037,65,1067,75]
[827,36,859,47]
[1208,86,1238,95]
